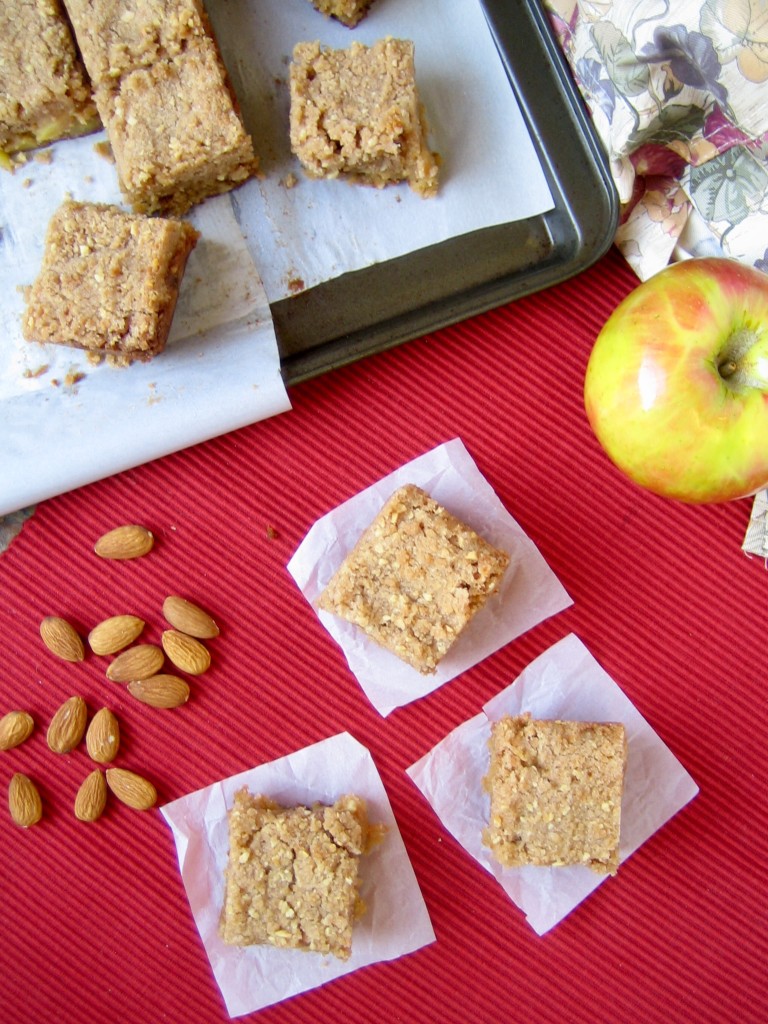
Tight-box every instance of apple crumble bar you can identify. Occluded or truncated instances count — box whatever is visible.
[306,0,376,28]
[23,199,199,364]
[63,0,258,214]
[0,0,100,169]
[221,790,380,960]
[289,38,439,197]
[483,714,627,875]
[318,484,509,673]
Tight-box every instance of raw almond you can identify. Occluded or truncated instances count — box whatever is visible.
[106,643,164,683]
[162,595,220,639]
[89,614,145,656]
[74,769,108,822]
[106,767,157,811]
[8,773,43,827]
[94,524,154,560]
[0,710,34,751]
[47,695,88,753]
[127,675,190,709]
[85,707,120,763]
[40,616,85,662]
[161,630,210,675]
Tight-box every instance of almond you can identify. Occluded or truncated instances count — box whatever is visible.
[8,773,43,827]
[94,524,154,560]
[39,616,85,662]
[106,643,164,683]
[162,595,220,639]
[127,675,190,709]
[85,707,120,763]
[74,769,108,822]
[106,767,157,811]
[161,630,210,675]
[47,695,88,753]
[0,710,34,751]
[89,614,145,656]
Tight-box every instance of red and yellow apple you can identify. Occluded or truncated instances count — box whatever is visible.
[584,257,768,503]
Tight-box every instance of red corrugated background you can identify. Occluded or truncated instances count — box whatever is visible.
[1,246,766,1023]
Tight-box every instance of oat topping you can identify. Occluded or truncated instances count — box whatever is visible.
[23,199,198,363]
[289,38,439,197]
[318,484,509,673]
[221,791,381,960]
[483,714,627,875]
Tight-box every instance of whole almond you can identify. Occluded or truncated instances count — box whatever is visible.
[162,596,220,639]
[47,696,87,753]
[74,769,108,822]
[106,643,164,683]
[0,710,34,751]
[8,773,43,827]
[89,615,145,656]
[106,767,157,811]
[94,524,154,560]
[40,616,85,662]
[85,708,120,763]
[128,675,190,709]
[161,630,210,675]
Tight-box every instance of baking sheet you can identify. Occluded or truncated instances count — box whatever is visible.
[0,0,616,514]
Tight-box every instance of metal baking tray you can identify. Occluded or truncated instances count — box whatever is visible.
[274,0,619,385]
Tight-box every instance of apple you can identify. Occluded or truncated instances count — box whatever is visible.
[583,257,768,503]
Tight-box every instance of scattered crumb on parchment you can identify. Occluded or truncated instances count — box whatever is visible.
[93,140,115,163]
[22,364,49,379]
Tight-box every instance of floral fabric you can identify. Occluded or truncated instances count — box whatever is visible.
[544,0,768,281]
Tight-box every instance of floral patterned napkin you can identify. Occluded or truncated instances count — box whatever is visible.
[544,0,768,282]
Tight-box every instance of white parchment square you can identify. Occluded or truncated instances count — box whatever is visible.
[286,439,573,716]
[161,732,435,1018]
[406,633,699,935]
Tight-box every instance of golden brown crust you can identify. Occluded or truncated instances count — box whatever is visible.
[319,484,509,673]
[483,714,627,875]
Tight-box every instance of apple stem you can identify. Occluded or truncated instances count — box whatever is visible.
[716,327,768,390]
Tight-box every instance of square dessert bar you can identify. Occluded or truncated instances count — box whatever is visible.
[23,200,199,363]
[221,790,376,960]
[99,37,257,215]
[307,0,375,28]
[63,0,257,214]
[483,714,627,875]
[0,0,99,168]
[318,484,510,673]
[290,38,440,197]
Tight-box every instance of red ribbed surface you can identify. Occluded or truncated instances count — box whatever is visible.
[2,247,766,1023]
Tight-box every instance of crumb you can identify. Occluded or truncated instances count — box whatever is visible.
[93,140,115,163]
[281,172,298,189]
[34,150,53,165]
[266,525,279,540]
[287,276,305,294]
[22,364,49,379]
[22,177,32,188]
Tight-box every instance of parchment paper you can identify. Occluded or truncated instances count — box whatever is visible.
[0,150,291,515]
[209,0,556,301]
[743,490,768,559]
[407,633,699,935]
[161,731,435,1018]
[287,439,573,716]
